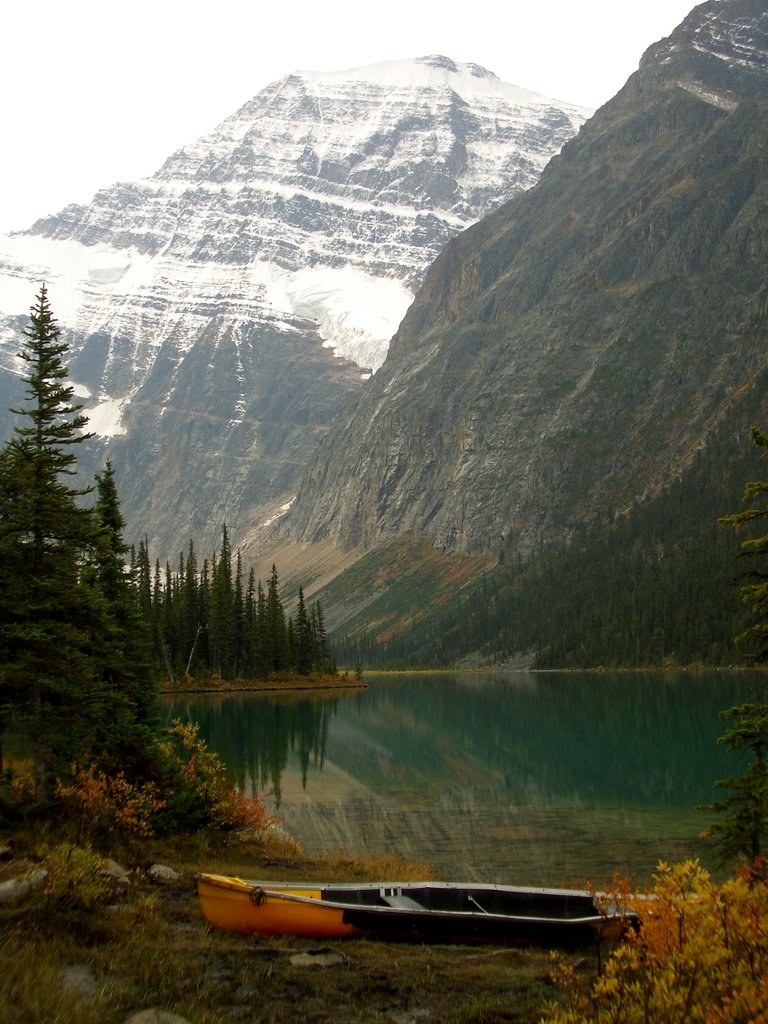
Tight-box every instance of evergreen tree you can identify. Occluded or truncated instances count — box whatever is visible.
[198,557,211,669]
[255,580,269,677]
[294,587,313,675]
[312,600,329,673]
[134,538,153,627]
[152,558,163,646]
[720,427,768,663]
[89,460,158,732]
[266,564,288,672]
[244,568,257,676]
[706,426,768,868]
[209,525,234,677]
[287,618,295,668]
[0,286,107,798]
[232,549,245,677]
[182,540,204,676]
[0,446,30,774]
[702,702,768,868]
[159,560,177,684]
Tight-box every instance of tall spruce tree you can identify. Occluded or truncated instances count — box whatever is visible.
[266,564,288,673]
[89,460,159,740]
[233,550,245,677]
[705,426,768,868]
[0,286,108,798]
[312,600,329,673]
[720,427,768,663]
[703,702,768,868]
[209,525,234,677]
[182,540,204,676]
[255,579,268,677]
[294,587,312,675]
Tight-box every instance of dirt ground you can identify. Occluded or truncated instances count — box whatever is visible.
[1,839,600,1023]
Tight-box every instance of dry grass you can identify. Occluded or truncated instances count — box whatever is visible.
[0,830,587,1024]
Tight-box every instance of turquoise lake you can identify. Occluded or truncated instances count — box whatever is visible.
[165,670,758,888]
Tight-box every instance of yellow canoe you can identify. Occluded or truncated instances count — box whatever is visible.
[197,874,638,944]
[196,874,354,937]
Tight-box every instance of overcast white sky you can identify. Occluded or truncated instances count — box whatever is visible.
[1,0,699,235]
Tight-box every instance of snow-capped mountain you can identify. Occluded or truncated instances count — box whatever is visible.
[0,56,590,559]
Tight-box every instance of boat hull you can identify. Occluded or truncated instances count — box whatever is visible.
[197,875,637,945]
[196,874,353,938]
[341,904,626,945]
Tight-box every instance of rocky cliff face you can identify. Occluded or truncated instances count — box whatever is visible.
[282,0,768,561]
[0,57,588,559]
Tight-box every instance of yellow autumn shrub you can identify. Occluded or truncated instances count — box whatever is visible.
[38,842,113,910]
[543,860,768,1024]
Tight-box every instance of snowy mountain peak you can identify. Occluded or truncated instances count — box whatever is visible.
[13,57,590,375]
[274,55,590,118]
[0,57,591,558]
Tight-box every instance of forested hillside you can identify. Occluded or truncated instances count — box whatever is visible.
[332,400,767,669]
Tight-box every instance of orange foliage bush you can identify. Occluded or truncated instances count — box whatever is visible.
[213,787,275,836]
[56,764,166,841]
[47,721,275,843]
[544,860,768,1024]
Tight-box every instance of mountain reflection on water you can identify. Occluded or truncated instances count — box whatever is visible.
[164,670,751,888]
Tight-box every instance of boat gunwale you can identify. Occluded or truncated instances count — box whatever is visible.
[196,874,631,927]
[196,874,608,899]
[260,888,615,925]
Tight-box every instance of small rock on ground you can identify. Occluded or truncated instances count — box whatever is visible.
[289,949,348,968]
[124,1011,192,1024]
[148,863,181,882]
[0,869,47,905]
[101,858,133,890]
[103,858,130,878]
[60,963,98,997]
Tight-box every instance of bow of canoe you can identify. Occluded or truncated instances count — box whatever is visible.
[196,873,354,938]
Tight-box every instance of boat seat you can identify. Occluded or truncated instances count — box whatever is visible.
[380,894,423,910]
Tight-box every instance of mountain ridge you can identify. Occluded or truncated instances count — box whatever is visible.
[279,0,768,565]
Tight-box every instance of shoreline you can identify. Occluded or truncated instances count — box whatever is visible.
[161,674,367,695]
[158,662,765,694]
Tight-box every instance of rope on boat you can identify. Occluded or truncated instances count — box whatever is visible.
[250,886,267,907]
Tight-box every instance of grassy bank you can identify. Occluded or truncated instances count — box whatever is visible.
[1,830,586,1024]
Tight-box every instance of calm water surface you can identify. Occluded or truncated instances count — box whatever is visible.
[164,670,756,888]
